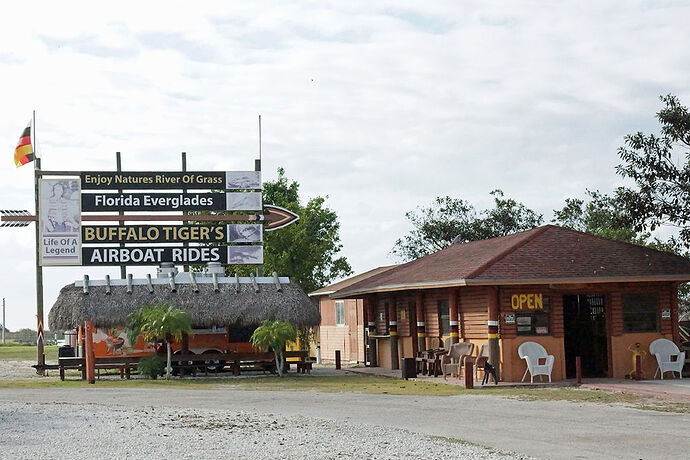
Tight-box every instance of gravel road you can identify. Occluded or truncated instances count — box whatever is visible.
[0,399,530,459]
[1,386,688,459]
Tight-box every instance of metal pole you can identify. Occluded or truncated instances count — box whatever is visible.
[116,152,126,279]
[182,152,189,273]
[2,297,5,344]
[255,121,263,277]
[33,110,45,375]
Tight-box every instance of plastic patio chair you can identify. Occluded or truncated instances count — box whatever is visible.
[649,338,685,380]
[441,342,475,380]
[518,341,554,383]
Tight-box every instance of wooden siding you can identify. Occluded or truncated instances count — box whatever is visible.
[319,297,336,326]
[458,287,488,340]
[423,290,444,337]
[396,295,413,337]
[375,297,389,335]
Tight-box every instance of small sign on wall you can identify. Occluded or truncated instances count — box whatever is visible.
[661,308,671,319]
[504,313,516,324]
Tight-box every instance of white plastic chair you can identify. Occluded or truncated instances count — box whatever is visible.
[518,342,554,383]
[650,338,685,380]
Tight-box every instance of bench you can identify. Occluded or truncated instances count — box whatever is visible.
[285,351,312,374]
[58,356,140,381]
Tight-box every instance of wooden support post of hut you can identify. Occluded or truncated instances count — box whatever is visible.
[365,295,377,367]
[84,320,95,384]
[487,286,500,381]
[449,287,459,345]
[388,299,399,370]
[415,291,425,353]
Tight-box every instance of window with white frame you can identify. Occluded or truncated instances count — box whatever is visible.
[335,300,345,326]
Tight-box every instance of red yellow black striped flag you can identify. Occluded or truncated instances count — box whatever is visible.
[14,122,34,168]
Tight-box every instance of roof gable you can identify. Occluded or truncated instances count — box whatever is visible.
[308,265,397,296]
[332,225,690,297]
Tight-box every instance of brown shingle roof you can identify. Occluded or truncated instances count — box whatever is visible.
[309,265,397,297]
[332,225,690,298]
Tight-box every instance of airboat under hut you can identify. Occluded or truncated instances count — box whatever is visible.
[331,225,690,382]
[49,271,320,381]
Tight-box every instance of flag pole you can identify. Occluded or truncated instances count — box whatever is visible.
[33,109,46,375]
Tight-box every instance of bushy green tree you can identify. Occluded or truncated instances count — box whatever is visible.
[553,189,645,243]
[228,168,352,294]
[127,302,193,379]
[250,320,297,377]
[392,190,543,261]
[616,95,690,247]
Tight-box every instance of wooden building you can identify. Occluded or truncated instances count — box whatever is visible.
[310,266,396,363]
[330,225,690,381]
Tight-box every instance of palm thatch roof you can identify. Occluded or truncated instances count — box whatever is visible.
[49,279,319,330]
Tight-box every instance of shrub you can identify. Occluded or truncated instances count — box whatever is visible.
[138,355,165,379]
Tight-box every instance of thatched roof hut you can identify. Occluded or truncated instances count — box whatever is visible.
[49,275,320,330]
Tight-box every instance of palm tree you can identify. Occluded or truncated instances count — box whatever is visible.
[250,320,297,377]
[127,302,193,379]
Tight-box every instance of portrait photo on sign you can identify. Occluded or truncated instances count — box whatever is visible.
[39,178,82,265]
[225,192,262,211]
[42,179,80,233]
[225,171,261,189]
[228,245,263,264]
[227,224,263,243]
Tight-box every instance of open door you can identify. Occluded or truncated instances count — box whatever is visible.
[563,295,608,378]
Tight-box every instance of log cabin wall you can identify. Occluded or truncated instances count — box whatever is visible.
[458,287,489,340]
[395,295,413,337]
[497,281,677,381]
[423,289,444,341]
[375,296,389,335]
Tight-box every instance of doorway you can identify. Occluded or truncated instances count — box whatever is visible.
[563,295,608,378]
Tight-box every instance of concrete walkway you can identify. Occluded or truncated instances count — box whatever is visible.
[347,365,690,400]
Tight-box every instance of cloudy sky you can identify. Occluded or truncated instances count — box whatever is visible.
[1,1,689,331]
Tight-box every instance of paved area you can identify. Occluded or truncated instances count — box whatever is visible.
[582,378,690,402]
[349,365,690,400]
[0,386,687,460]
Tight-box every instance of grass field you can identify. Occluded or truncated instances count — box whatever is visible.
[0,372,687,413]
[0,345,58,361]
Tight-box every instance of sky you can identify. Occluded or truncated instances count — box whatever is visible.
[1,1,689,331]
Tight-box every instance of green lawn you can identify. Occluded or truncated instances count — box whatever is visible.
[0,372,687,413]
[0,345,58,361]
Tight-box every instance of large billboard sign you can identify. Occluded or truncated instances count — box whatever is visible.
[39,178,82,265]
[29,169,280,267]
[82,245,263,265]
[80,171,261,190]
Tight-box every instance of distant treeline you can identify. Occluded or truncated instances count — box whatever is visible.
[0,328,64,345]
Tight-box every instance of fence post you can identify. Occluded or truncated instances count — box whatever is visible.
[575,356,582,385]
[465,360,474,389]
[635,354,641,381]
[335,350,341,370]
